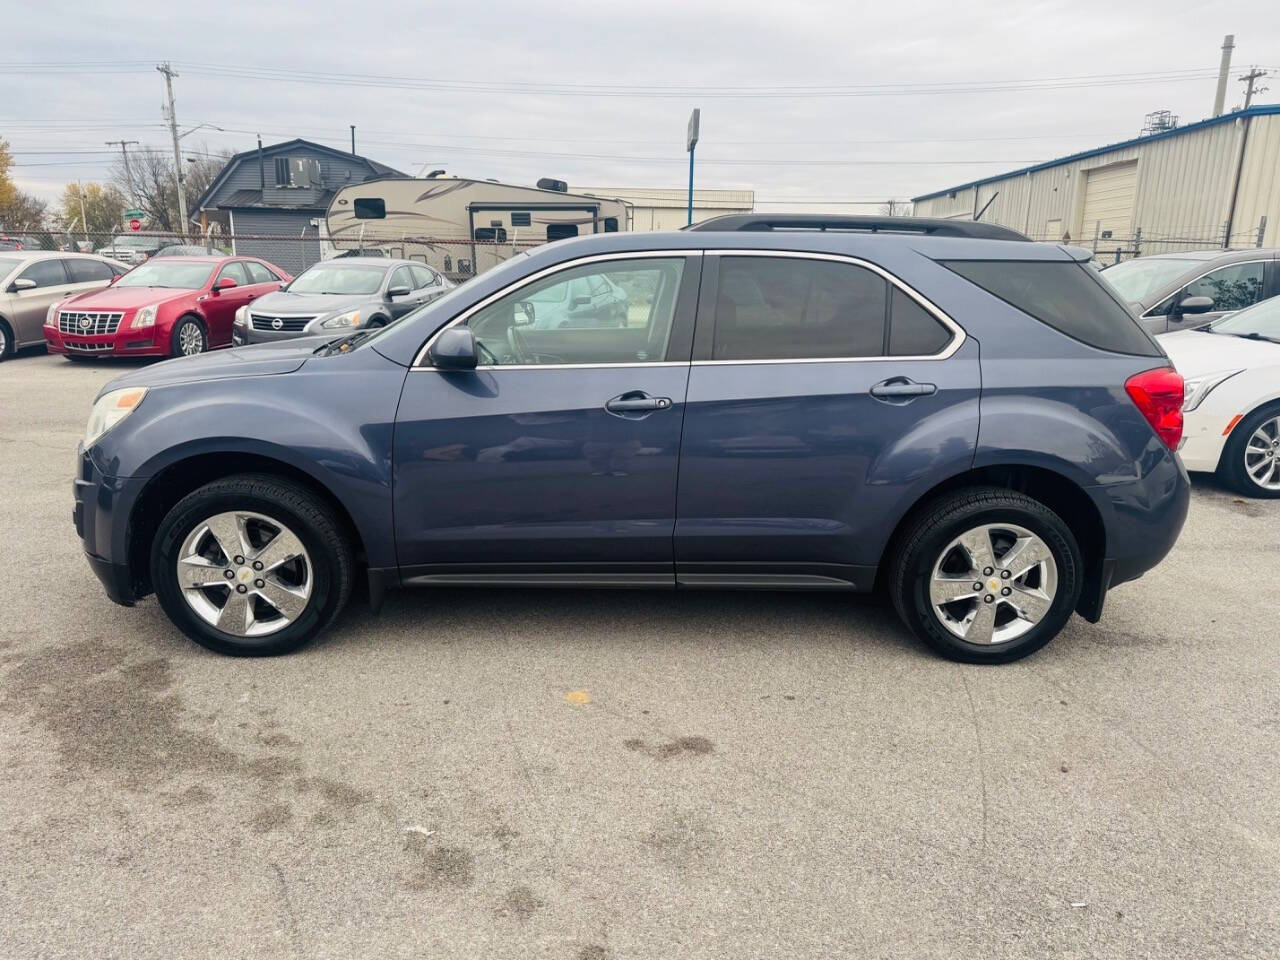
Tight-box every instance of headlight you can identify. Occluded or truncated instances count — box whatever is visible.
[1182,369,1243,412]
[132,305,157,329]
[45,301,60,328]
[84,387,147,449]
[317,309,361,330]
[234,305,249,327]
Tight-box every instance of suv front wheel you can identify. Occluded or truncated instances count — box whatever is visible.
[151,475,354,655]
[889,488,1083,663]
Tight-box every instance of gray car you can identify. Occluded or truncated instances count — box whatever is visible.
[233,257,453,345]
[0,251,129,360]
[1100,247,1280,335]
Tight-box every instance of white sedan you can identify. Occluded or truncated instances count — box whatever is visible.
[1159,298,1280,498]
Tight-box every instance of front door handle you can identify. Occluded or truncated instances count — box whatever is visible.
[870,377,937,403]
[605,392,672,418]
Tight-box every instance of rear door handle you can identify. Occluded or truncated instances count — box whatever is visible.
[605,392,672,418]
[870,377,937,403]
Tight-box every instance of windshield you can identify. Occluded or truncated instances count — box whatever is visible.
[114,260,215,289]
[0,256,22,275]
[287,265,386,295]
[1100,257,1197,304]
[1212,296,1280,340]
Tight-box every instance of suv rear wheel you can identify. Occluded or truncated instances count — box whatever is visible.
[150,475,354,656]
[889,487,1083,663]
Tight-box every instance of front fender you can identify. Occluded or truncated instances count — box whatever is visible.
[91,350,407,569]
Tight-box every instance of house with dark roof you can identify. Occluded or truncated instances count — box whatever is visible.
[195,139,404,274]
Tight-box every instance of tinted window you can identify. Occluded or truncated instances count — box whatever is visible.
[474,226,508,242]
[603,217,619,232]
[410,264,437,287]
[218,261,251,285]
[1185,261,1265,311]
[467,257,685,366]
[547,224,578,241]
[942,260,1159,357]
[889,287,952,356]
[66,258,114,283]
[353,197,386,219]
[17,259,69,289]
[712,256,886,361]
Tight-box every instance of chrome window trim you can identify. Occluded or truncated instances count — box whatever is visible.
[411,250,703,369]
[410,247,965,369]
[1139,257,1271,319]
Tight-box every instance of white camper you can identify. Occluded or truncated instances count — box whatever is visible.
[325,177,631,281]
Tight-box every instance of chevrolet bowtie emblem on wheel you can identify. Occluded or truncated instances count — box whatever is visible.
[271,317,283,330]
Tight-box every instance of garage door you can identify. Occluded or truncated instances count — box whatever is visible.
[1080,161,1137,245]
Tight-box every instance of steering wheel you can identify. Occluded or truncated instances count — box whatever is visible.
[505,323,534,364]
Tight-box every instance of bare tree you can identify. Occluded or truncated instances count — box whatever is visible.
[109,144,232,232]
[878,200,910,217]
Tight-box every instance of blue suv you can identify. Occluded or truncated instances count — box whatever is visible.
[73,216,1190,663]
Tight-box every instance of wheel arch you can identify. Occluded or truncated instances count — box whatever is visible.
[126,451,369,600]
[0,313,14,354]
[878,463,1107,620]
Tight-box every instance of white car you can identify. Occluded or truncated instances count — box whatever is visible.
[1159,297,1280,498]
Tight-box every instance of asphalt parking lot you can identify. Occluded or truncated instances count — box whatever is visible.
[0,350,1277,960]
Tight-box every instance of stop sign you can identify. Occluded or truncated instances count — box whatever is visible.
[129,218,141,232]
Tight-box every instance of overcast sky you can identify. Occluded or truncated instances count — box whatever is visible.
[5,0,1276,211]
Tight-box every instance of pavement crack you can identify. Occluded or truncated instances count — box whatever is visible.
[960,671,990,855]
[271,861,303,957]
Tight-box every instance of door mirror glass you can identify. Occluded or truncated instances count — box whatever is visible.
[428,327,479,370]
[387,284,412,299]
[1178,295,1214,315]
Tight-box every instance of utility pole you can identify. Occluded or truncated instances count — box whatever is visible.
[105,139,140,202]
[1239,66,1269,109]
[1213,35,1234,116]
[157,61,188,237]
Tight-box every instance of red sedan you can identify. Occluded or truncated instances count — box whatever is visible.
[43,255,291,359]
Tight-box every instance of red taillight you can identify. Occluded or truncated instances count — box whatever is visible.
[1125,367,1184,450]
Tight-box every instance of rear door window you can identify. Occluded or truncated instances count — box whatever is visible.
[66,258,114,283]
[942,259,1160,356]
[243,261,276,284]
[888,287,952,356]
[711,256,887,361]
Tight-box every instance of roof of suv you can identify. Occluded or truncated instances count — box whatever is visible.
[688,213,1030,241]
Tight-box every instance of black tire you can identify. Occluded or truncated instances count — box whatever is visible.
[150,474,355,656]
[0,318,13,360]
[1218,401,1280,499]
[888,487,1083,664]
[170,316,207,357]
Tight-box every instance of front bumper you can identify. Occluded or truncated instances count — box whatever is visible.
[1178,409,1233,474]
[73,442,147,605]
[45,325,160,357]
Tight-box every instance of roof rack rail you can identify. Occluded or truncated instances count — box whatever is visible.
[684,213,1029,242]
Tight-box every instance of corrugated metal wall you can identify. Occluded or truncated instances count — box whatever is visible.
[913,112,1278,256]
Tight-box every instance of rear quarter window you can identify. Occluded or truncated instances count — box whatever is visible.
[942,259,1160,357]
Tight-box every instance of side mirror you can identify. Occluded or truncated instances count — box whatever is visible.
[11,277,36,291]
[1177,295,1214,315]
[387,284,412,299]
[515,300,536,325]
[570,295,591,308]
[213,276,237,293]
[108,274,120,285]
[427,327,478,370]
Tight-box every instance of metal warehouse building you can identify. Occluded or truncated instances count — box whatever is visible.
[912,104,1280,257]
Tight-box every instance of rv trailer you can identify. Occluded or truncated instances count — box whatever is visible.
[325,177,632,281]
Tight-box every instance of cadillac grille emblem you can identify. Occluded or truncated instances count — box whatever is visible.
[271,317,283,330]
[80,318,91,330]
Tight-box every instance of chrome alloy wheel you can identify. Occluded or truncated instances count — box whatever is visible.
[1244,416,1280,491]
[929,523,1058,645]
[179,322,205,356]
[176,511,312,637]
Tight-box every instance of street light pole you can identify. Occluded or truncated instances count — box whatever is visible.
[686,108,700,227]
[157,61,188,238]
